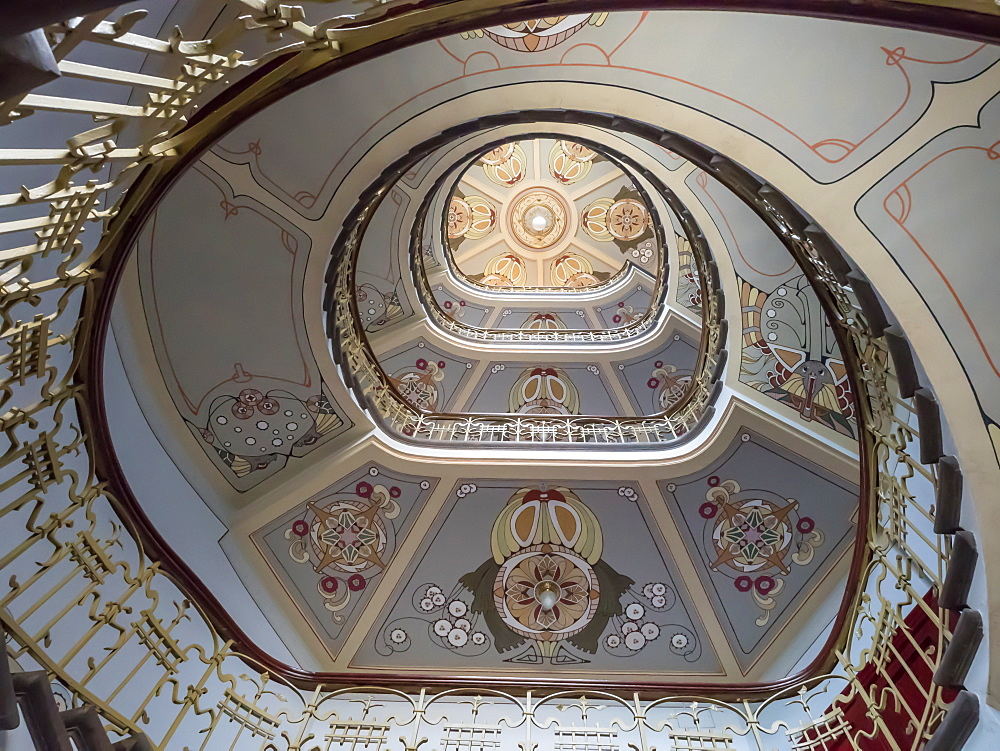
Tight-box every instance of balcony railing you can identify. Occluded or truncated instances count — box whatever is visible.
[0,1,984,749]
[326,128,726,446]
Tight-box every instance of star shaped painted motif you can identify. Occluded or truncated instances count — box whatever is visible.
[711,499,795,575]
[308,501,386,572]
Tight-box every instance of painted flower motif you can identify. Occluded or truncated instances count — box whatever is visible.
[347,574,366,591]
[651,595,667,608]
[449,600,468,618]
[356,482,373,498]
[419,598,434,612]
[671,633,689,649]
[626,603,645,621]
[431,592,446,607]
[390,628,407,644]
[503,553,592,632]
[232,401,254,419]
[318,509,379,566]
[239,389,264,405]
[755,575,776,595]
[797,517,815,533]
[641,623,660,640]
[625,631,646,651]
[622,621,638,635]
[434,619,452,636]
[448,628,468,647]
[454,618,471,632]
[699,503,718,519]
[605,634,621,648]
[292,520,309,537]
[735,575,753,592]
[320,576,339,594]
[472,632,487,645]
[258,398,280,415]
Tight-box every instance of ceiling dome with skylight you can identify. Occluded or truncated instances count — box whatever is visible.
[444,138,658,290]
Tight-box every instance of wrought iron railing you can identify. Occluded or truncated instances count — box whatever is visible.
[0,1,983,749]
[327,128,726,446]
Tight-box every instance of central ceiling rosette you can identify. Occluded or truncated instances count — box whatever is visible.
[444,138,657,290]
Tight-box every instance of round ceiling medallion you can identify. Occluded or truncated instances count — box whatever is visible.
[508,189,569,251]
[606,199,648,241]
[493,545,600,641]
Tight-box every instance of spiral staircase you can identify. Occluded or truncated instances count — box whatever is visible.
[2,1,999,749]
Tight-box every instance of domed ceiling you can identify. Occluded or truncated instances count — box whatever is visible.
[445,137,656,289]
[99,7,1000,687]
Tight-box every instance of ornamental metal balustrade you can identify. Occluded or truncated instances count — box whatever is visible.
[408,138,686,346]
[0,1,976,749]
[327,135,725,446]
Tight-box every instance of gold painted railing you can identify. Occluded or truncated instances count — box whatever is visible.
[330,171,725,444]
[0,1,975,748]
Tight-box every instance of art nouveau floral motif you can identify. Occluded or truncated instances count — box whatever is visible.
[388,358,446,411]
[285,480,399,622]
[740,277,856,436]
[377,486,699,665]
[195,385,344,482]
[460,14,608,53]
[699,478,824,626]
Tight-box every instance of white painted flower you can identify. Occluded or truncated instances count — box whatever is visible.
[471,632,486,645]
[426,585,442,597]
[642,583,656,599]
[625,631,646,651]
[671,633,689,649]
[419,598,434,612]
[651,595,667,609]
[641,623,660,640]
[448,628,468,647]
[454,618,471,632]
[622,621,638,635]
[651,583,666,596]
[434,619,452,636]
[605,634,621,648]
[626,603,645,621]
[449,600,467,618]
[390,628,407,644]
[431,592,446,606]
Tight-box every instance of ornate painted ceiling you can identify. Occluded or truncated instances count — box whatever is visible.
[97,6,1000,688]
[445,138,657,290]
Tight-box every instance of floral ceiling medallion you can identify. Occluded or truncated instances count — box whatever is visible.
[508,188,569,251]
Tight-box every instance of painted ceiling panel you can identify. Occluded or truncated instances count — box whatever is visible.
[356,187,415,334]
[688,170,858,439]
[613,330,701,416]
[352,480,722,678]
[659,430,858,673]
[137,165,353,490]
[251,463,437,657]
[375,338,475,413]
[209,10,999,219]
[593,281,655,329]
[857,91,1000,433]
[463,362,621,417]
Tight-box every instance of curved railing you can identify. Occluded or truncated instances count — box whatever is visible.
[0,2,988,749]
[327,126,726,446]
[409,137,686,345]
